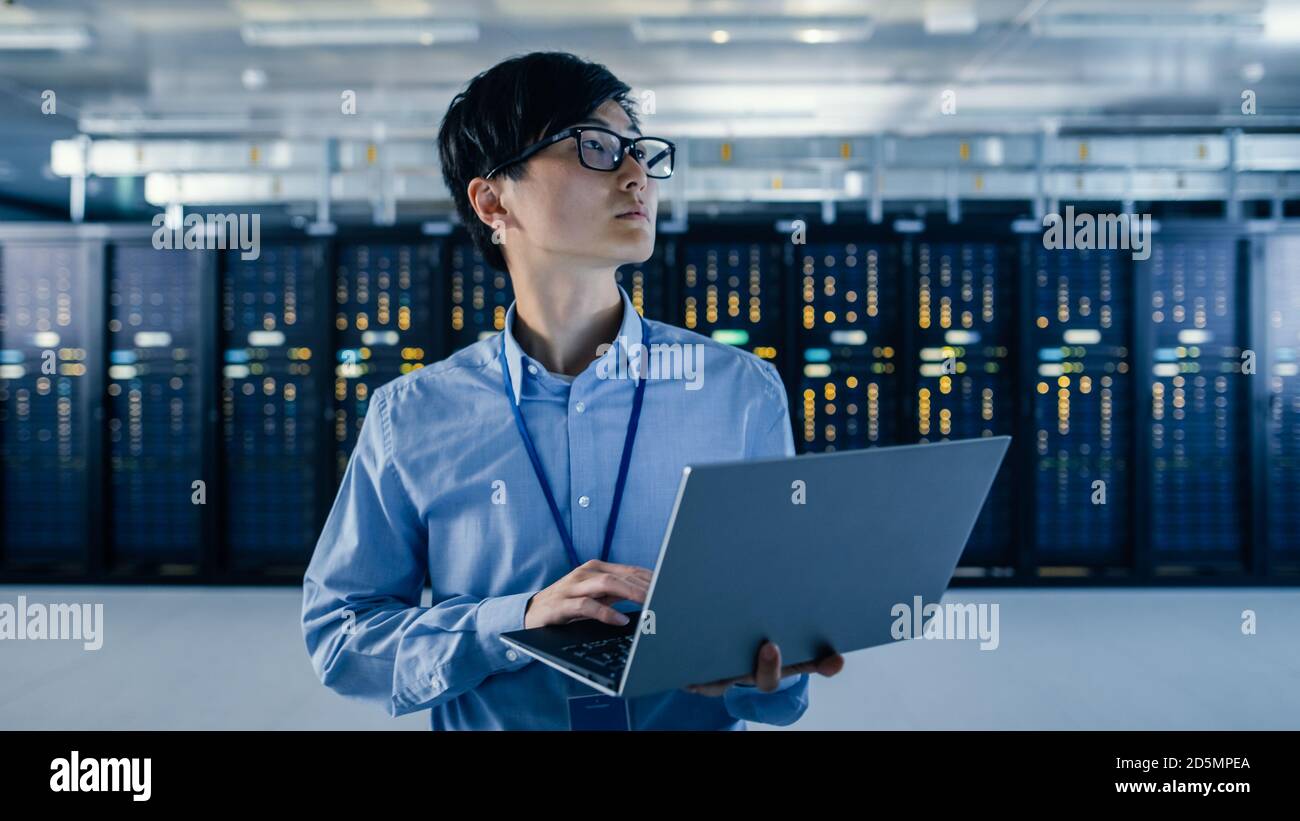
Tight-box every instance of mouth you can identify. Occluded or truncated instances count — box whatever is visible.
[615,210,648,221]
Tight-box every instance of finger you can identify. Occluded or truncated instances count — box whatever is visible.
[562,596,632,627]
[607,569,653,593]
[781,652,846,678]
[817,653,846,677]
[571,564,649,593]
[585,574,650,600]
[570,574,647,605]
[590,561,654,586]
[780,661,820,676]
[754,641,782,692]
[570,573,648,604]
[612,572,651,593]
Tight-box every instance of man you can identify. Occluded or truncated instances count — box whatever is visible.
[303,51,843,730]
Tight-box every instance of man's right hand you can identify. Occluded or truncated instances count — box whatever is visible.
[523,559,652,629]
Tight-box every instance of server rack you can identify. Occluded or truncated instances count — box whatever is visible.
[1260,230,1300,575]
[674,228,790,383]
[1,219,1296,586]
[902,231,1020,573]
[787,234,904,453]
[331,239,439,481]
[220,243,333,574]
[0,231,104,574]
[446,239,511,353]
[1135,227,1253,577]
[1022,242,1134,576]
[104,241,213,576]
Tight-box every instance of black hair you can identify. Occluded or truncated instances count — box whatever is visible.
[437,51,640,273]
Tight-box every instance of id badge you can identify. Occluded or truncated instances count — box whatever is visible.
[567,694,631,731]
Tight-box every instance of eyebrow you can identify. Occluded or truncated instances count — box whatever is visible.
[576,115,643,138]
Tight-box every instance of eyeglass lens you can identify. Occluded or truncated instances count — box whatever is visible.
[578,130,674,178]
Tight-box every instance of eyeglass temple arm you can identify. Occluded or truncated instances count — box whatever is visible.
[644,146,672,167]
[487,128,576,178]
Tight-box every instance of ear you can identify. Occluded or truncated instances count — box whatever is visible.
[467,177,511,232]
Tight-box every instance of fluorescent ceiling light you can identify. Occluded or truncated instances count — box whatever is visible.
[235,0,435,21]
[1031,11,1264,38]
[924,0,978,35]
[795,29,847,44]
[0,24,92,50]
[1264,0,1300,40]
[50,141,86,177]
[76,114,256,136]
[241,67,268,91]
[241,19,477,47]
[631,16,873,44]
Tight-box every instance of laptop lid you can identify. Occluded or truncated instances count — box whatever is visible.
[618,435,1010,698]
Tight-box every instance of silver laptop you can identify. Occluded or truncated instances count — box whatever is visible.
[500,435,1010,699]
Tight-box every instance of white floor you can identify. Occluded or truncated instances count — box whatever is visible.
[1,585,1296,730]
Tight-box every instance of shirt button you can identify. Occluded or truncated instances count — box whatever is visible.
[506,649,519,662]
[527,364,538,375]
[578,495,591,508]
[575,401,586,413]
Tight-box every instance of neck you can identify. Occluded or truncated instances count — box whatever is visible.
[511,272,623,377]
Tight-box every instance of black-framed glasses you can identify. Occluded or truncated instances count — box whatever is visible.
[484,126,676,180]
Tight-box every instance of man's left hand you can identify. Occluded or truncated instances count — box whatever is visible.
[683,642,844,696]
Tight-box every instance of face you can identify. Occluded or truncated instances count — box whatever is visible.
[469,98,660,273]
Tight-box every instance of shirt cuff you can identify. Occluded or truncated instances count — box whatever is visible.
[724,673,810,726]
[476,590,537,673]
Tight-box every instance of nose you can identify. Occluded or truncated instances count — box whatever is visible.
[615,149,649,189]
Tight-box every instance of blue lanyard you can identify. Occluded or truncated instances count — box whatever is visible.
[499,315,649,571]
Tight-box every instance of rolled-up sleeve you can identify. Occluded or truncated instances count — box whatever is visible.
[724,359,811,726]
[302,385,533,718]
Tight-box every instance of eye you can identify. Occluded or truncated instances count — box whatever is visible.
[582,139,610,152]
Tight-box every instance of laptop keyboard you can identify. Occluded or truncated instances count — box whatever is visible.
[561,634,633,671]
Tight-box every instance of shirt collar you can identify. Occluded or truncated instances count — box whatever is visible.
[501,282,643,406]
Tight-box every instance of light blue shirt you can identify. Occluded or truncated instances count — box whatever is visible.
[302,283,809,729]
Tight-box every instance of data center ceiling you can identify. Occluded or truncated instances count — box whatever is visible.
[2,0,1299,219]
